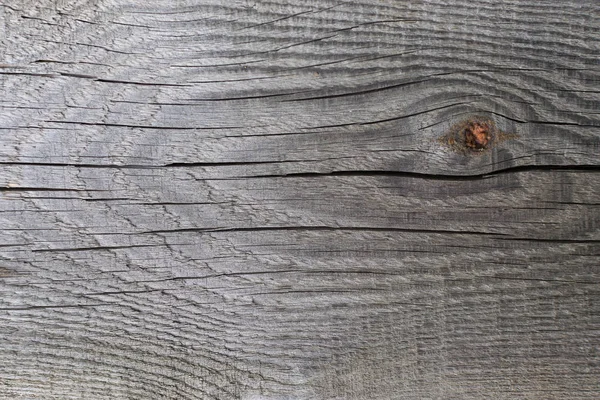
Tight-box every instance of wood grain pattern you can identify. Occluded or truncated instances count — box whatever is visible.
[1,0,599,398]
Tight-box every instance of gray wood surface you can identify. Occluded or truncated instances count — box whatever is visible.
[1,0,599,398]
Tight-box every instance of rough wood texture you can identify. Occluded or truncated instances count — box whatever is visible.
[1,0,599,399]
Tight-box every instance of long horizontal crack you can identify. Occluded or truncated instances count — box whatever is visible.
[0,162,598,181]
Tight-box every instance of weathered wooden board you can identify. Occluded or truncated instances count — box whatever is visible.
[1,0,599,398]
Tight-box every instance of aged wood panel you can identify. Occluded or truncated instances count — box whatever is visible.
[0,0,599,399]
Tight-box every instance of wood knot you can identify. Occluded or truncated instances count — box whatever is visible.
[463,121,491,150]
[438,116,516,154]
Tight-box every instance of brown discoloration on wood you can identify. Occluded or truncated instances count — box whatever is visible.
[439,116,519,154]
[0,267,16,277]
[464,121,491,149]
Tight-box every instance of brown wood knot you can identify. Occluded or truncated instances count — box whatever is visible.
[439,116,517,154]
[464,121,490,150]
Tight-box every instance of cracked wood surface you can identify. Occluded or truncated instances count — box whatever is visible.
[1,0,599,399]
